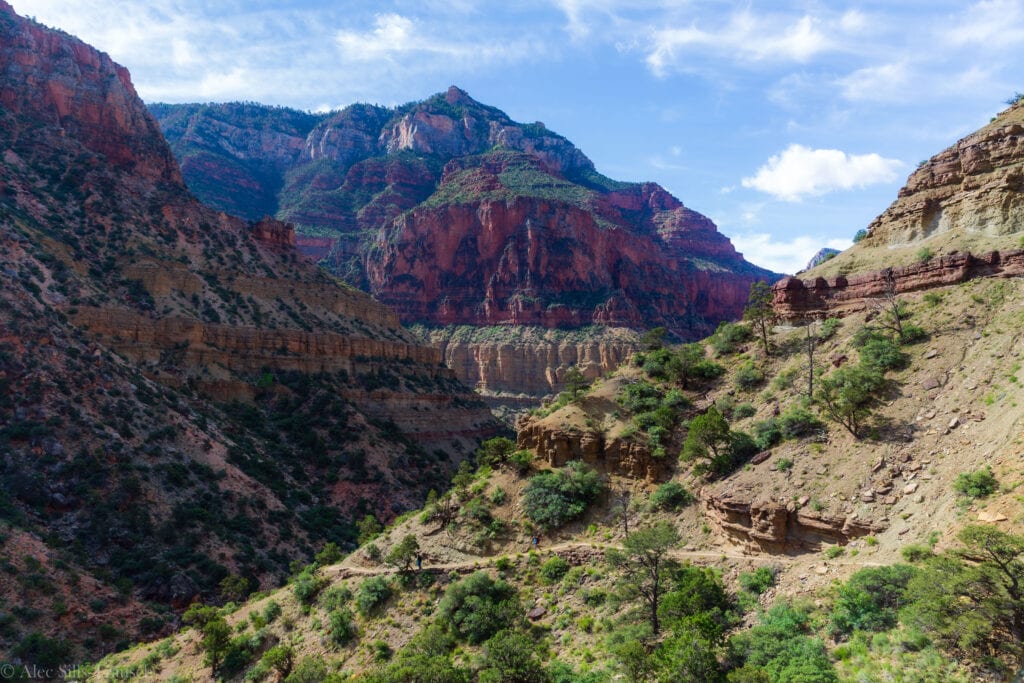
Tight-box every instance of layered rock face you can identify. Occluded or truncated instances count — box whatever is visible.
[365,153,763,335]
[701,491,885,552]
[772,249,1024,320]
[517,419,670,482]
[0,3,499,658]
[861,101,1024,247]
[153,86,776,401]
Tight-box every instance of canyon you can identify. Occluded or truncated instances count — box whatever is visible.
[153,88,775,408]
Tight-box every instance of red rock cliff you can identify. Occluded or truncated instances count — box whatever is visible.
[0,2,180,184]
[366,155,771,339]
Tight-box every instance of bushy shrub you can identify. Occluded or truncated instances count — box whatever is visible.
[292,568,327,605]
[859,337,907,371]
[777,406,824,440]
[328,608,358,646]
[650,481,695,511]
[617,381,662,413]
[540,556,570,584]
[437,571,520,644]
[355,576,392,616]
[818,317,841,340]
[739,566,776,595]
[732,402,756,420]
[508,450,533,475]
[829,565,918,637]
[711,322,753,355]
[953,467,998,499]
[734,361,765,390]
[522,462,603,529]
[752,419,782,450]
[900,323,928,344]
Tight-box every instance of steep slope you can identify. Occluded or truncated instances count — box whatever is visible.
[92,274,1021,681]
[152,89,776,410]
[0,2,498,661]
[806,98,1024,280]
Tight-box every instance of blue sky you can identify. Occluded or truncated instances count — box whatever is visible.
[19,0,1024,274]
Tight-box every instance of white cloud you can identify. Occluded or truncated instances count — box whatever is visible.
[838,62,912,102]
[946,0,1024,49]
[730,232,852,274]
[335,13,541,65]
[645,12,831,77]
[741,144,904,202]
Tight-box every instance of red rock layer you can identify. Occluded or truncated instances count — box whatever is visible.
[366,185,767,338]
[772,249,1024,321]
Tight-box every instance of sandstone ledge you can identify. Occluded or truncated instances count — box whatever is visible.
[772,249,1024,321]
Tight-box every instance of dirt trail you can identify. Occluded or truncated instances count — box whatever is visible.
[327,541,881,580]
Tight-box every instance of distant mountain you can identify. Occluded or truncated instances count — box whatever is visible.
[0,1,497,658]
[803,247,840,271]
[152,89,775,336]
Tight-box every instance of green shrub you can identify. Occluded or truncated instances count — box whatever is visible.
[852,229,867,243]
[476,437,517,467]
[776,458,793,472]
[829,564,918,637]
[917,247,934,262]
[953,467,998,499]
[711,322,753,355]
[900,323,928,344]
[355,576,392,616]
[818,317,841,340]
[617,381,662,413]
[508,450,533,475]
[752,419,781,450]
[732,402,756,420]
[328,608,358,646]
[727,603,837,683]
[292,568,327,605]
[859,337,907,371]
[734,361,765,390]
[905,540,937,565]
[738,566,776,595]
[777,406,824,440]
[522,461,603,529]
[650,481,695,511]
[319,586,352,612]
[437,571,520,644]
[540,556,570,584]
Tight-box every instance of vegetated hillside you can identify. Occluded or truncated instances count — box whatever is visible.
[94,266,1024,681]
[151,89,776,413]
[0,2,499,663]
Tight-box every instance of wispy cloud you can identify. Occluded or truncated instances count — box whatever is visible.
[644,11,832,77]
[731,232,851,274]
[945,0,1024,49]
[742,144,904,202]
[335,13,536,63]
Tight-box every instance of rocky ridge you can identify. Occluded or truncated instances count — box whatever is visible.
[0,3,498,659]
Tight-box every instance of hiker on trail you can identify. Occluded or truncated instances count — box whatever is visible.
[416,553,422,571]
[532,534,539,549]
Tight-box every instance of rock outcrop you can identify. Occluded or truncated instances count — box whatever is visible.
[702,491,886,552]
[862,101,1024,247]
[517,417,669,482]
[772,249,1024,320]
